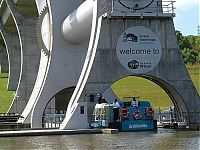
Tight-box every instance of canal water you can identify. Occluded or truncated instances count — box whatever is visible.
[0,129,199,150]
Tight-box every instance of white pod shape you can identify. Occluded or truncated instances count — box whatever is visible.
[61,0,94,44]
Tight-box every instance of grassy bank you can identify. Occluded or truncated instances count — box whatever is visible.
[186,65,200,93]
[0,73,15,113]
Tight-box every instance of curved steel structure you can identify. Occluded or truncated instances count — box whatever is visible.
[0,0,199,129]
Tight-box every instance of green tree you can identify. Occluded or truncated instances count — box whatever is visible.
[176,30,184,43]
[197,53,200,63]
[176,31,200,64]
[182,48,198,64]
[193,36,200,52]
[179,37,192,50]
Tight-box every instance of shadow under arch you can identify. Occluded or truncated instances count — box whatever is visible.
[42,86,75,128]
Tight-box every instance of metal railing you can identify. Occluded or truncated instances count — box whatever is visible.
[42,114,66,128]
[99,0,112,16]
[162,0,175,14]
[155,111,188,124]
[154,111,200,126]
[0,111,199,130]
[99,0,175,17]
[39,111,200,129]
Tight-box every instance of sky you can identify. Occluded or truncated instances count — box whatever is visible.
[173,0,200,36]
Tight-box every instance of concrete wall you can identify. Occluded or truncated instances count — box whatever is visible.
[0,45,8,73]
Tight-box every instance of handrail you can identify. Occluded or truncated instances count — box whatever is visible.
[154,111,196,124]
[100,0,176,17]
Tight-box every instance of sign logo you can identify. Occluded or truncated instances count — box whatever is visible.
[116,26,162,74]
[128,60,139,69]
[123,32,138,42]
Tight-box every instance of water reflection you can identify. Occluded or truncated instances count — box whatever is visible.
[0,129,199,150]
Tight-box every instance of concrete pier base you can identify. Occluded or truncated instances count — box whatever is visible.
[0,128,118,137]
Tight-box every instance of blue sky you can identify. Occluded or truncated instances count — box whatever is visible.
[173,0,199,36]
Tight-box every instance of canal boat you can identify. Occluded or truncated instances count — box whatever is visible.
[91,96,157,131]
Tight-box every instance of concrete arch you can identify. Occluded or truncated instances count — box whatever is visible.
[103,75,187,114]
[140,75,187,113]
[80,74,188,127]
[6,0,40,114]
[0,22,21,92]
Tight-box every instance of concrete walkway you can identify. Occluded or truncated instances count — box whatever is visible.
[0,128,118,137]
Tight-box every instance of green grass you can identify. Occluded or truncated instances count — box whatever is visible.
[112,76,173,111]
[186,64,200,93]
[112,65,200,112]
[0,73,15,113]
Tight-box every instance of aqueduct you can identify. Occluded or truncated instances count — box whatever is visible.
[0,0,199,129]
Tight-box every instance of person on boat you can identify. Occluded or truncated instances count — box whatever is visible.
[113,99,120,108]
[131,97,138,107]
[113,99,120,121]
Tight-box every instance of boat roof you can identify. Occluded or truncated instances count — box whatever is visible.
[122,96,139,102]
[94,103,108,109]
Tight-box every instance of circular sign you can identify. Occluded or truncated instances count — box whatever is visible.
[118,0,154,10]
[116,26,162,74]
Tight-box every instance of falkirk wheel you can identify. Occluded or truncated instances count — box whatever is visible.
[1,0,199,129]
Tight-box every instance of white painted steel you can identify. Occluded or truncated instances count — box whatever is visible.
[41,13,51,50]
[18,4,52,124]
[30,0,89,128]
[18,52,49,124]
[61,0,94,44]
[60,1,100,129]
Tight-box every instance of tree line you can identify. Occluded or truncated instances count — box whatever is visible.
[176,31,200,64]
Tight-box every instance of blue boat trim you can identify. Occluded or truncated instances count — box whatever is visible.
[91,97,157,131]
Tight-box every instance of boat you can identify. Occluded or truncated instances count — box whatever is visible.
[91,96,157,131]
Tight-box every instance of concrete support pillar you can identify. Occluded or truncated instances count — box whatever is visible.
[0,45,8,73]
[0,23,20,91]
[6,0,40,114]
